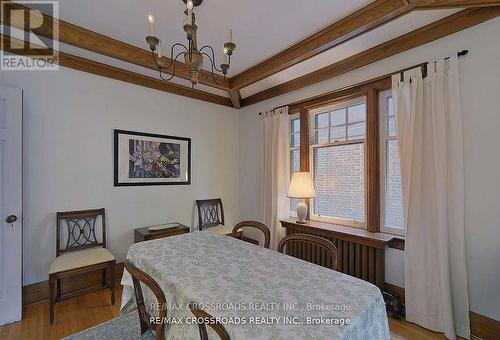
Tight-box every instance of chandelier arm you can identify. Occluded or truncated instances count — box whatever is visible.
[199,45,227,73]
[152,43,188,71]
[158,51,186,82]
[151,50,162,69]
[200,52,227,85]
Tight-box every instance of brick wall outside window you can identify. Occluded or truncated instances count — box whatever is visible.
[313,144,365,222]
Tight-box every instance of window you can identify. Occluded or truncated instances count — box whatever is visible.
[289,114,300,215]
[380,90,404,235]
[310,97,366,227]
[287,78,406,233]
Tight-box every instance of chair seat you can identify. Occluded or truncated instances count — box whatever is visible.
[204,225,233,235]
[49,247,115,274]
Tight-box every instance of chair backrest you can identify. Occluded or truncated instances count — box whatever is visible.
[124,259,167,340]
[189,304,230,340]
[231,221,270,248]
[56,208,106,256]
[278,234,339,270]
[196,199,224,230]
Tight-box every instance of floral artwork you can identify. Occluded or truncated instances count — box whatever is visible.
[129,140,180,178]
[114,130,191,186]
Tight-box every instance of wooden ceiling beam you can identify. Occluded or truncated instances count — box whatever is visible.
[413,0,500,9]
[0,34,233,107]
[241,7,500,107]
[0,0,230,90]
[229,0,417,90]
[228,90,242,109]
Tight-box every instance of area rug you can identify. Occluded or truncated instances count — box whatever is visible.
[63,312,155,340]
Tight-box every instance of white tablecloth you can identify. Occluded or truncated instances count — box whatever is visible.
[121,231,389,340]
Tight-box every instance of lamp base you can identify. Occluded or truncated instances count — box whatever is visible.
[295,201,308,224]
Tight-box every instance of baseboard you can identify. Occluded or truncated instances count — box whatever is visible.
[23,262,124,305]
[383,283,500,340]
[470,311,500,340]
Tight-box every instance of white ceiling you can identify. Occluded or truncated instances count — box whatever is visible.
[54,0,372,75]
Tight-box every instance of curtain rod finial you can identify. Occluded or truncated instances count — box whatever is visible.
[457,50,468,57]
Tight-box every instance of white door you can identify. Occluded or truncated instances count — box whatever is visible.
[0,85,23,325]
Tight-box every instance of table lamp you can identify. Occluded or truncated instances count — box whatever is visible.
[288,172,316,224]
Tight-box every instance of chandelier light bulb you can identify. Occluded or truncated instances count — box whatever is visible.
[187,0,194,10]
[148,14,155,36]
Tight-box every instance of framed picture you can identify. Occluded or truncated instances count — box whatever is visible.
[114,129,191,186]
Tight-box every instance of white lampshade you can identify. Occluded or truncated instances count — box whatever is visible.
[288,172,316,198]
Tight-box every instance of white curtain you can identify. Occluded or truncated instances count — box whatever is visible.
[261,106,290,250]
[392,56,470,339]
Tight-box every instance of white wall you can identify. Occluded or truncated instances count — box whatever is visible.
[0,67,240,285]
[238,18,500,320]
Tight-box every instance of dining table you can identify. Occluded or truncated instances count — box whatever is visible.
[121,231,390,340]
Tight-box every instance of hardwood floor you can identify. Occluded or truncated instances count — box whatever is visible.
[0,284,447,339]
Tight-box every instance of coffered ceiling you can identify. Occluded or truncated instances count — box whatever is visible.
[3,0,500,107]
[239,8,459,98]
[53,0,373,76]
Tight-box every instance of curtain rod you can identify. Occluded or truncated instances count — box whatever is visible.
[258,49,469,115]
[403,49,468,82]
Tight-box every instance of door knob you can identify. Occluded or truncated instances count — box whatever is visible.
[5,215,17,224]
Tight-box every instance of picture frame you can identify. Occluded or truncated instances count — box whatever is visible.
[114,129,191,186]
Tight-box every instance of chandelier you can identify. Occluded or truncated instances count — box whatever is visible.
[145,0,236,87]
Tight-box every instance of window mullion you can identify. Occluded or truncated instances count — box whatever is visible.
[299,108,311,219]
[345,109,348,140]
[366,88,379,233]
[328,110,331,142]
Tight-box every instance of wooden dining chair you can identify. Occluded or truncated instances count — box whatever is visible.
[49,208,115,324]
[124,259,167,340]
[278,234,339,270]
[196,198,224,230]
[231,221,271,248]
[189,304,231,340]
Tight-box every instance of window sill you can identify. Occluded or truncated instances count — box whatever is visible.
[280,218,405,250]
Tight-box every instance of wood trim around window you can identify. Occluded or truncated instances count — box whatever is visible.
[290,76,390,233]
[366,88,380,233]
[299,108,311,219]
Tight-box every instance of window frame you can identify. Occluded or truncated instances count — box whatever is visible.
[379,89,404,236]
[289,113,300,217]
[286,76,399,234]
[308,97,368,229]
